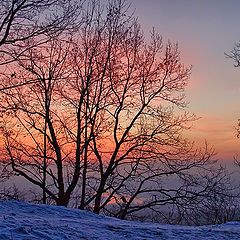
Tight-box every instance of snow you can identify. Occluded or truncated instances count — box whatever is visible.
[0,201,240,240]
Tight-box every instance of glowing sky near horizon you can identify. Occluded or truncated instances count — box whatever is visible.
[132,0,240,161]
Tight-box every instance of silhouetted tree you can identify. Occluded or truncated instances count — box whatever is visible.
[226,42,240,67]
[58,0,219,216]
[154,167,239,225]
[0,36,88,206]
[0,0,83,91]
[226,42,240,164]
[0,0,84,204]
[0,0,225,222]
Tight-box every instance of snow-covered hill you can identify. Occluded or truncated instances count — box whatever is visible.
[0,200,240,240]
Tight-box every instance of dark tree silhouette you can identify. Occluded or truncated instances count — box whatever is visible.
[0,0,84,201]
[0,0,83,91]
[226,42,240,68]
[226,42,240,161]
[62,0,219,217]
[0,0,227,223]
[0,38,76,206]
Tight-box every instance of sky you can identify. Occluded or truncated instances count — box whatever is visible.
[131,0,240,162]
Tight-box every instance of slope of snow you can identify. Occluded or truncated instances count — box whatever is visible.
[0,200,240,240]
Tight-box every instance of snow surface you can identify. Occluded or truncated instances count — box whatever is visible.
[0,201,240,240]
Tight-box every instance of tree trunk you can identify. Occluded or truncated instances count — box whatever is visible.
[56,196,69,207]
[42,117,47,204]
[79,88,89,210]
[93,178,107,214]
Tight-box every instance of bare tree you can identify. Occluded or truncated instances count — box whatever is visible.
[167,167,240,225]
[0,37,85,206]
[0,0,225,223]
[0,0,84,92]
[0,0,83,63]
[0,0,85,203]
[226,43,240,164]
[226,42,240,67]
[58,0,220,217]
